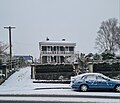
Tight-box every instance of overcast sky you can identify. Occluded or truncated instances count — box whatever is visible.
[0,0,119,58]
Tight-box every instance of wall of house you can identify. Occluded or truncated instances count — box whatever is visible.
[39,40,76,64]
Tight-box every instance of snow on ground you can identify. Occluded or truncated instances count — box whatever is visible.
[0,67,120,103]
[0,67,34,91]
[0,66,120,98]
[0,66,70,94]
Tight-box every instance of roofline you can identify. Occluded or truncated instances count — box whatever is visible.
[39,41,76,46]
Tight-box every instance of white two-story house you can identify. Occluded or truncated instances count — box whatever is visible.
[39,39,76,64]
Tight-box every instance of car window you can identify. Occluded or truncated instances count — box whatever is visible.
[81,75,86,80]
[84,75,96,81]
[97,76,107,81]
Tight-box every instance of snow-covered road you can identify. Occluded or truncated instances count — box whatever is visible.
[0,67,120,103]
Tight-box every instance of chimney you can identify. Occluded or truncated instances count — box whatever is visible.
[46,37,49,41]
[62,39,65,41]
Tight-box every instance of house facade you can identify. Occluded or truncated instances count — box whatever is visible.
[39,39,76,64]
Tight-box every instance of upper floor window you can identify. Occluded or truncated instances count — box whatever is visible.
[57,46,59,51]
[42,46,47,51]
[48,46,51,51]
[65,47,69,51]
[60,46,64,51]
[69,47,74,51]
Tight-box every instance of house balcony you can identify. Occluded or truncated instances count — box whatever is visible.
[41,51,74,55]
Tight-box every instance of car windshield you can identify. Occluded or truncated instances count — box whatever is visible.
[99,74,111,80]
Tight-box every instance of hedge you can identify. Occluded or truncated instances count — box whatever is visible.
[93,62,120,72]
[35,64,73,73]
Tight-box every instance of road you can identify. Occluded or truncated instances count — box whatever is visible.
[0,89,120,103]
[0,93,120,103]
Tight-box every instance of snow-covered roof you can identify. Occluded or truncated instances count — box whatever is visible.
[73,73,108,79]
[39,40,76,46]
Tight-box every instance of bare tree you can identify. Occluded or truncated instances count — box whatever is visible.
[95,18,120,53]
[114,26,120,49]
[0,41,9,55]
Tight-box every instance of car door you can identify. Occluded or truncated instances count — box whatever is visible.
[96,76,108,89]
[84,75,97,89]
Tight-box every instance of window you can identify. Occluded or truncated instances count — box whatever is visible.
[47,56,51,63]
[48,46,51,51]
[65,47,69,51]
[60,46,64,51]
[57,46,59,51]
[81,76,86,80]
[69,47,74,51]
[97,76,106,81]
[54,46,56,51]
[85,75,96,81]
[42,46,47,51]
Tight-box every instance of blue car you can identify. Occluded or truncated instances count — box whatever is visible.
[70,73,120,92]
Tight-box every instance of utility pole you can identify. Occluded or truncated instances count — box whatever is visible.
[119,0,120,25]
[4,26,15,70]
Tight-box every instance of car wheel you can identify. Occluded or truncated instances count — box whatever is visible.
[80,85,88,92]
[115,85,120,92]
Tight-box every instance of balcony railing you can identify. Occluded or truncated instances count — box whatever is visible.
[41,51,74,54]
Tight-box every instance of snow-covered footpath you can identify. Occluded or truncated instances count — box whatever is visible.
[0,67,120,103]
[0,67,69,94]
